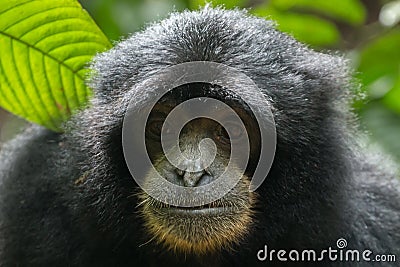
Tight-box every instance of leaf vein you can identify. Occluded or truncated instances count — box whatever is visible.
[0,30,85,81]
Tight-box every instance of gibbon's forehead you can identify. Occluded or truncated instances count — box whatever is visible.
[88,8,301,99]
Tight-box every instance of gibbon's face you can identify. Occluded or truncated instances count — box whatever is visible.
[138,86,261,254]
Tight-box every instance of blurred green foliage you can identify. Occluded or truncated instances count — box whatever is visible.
[3,0,394,162]
[252,0,366,46]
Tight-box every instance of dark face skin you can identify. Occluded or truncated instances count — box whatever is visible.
[139,90,261,254]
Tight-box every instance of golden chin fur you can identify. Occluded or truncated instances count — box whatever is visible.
[137,176,257,255]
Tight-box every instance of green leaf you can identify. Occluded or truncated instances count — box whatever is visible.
[253,7,340,46]
[0,0,112,131]
[382,73,400,114]
[271,0,366,25]
[357,30,400,86]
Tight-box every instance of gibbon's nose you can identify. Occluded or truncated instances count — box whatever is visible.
[175,169,214,187]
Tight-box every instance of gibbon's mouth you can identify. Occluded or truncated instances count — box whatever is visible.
[163,205,235,216]
[148,198,238,216]
[139,189,256,254]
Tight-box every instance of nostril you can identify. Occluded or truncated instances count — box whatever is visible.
[174,168,215,187]
[173,169,214,187]
[175,168,184,176]
[196,174,213,186]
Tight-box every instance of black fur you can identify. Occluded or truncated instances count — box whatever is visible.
[0,7,399,266]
